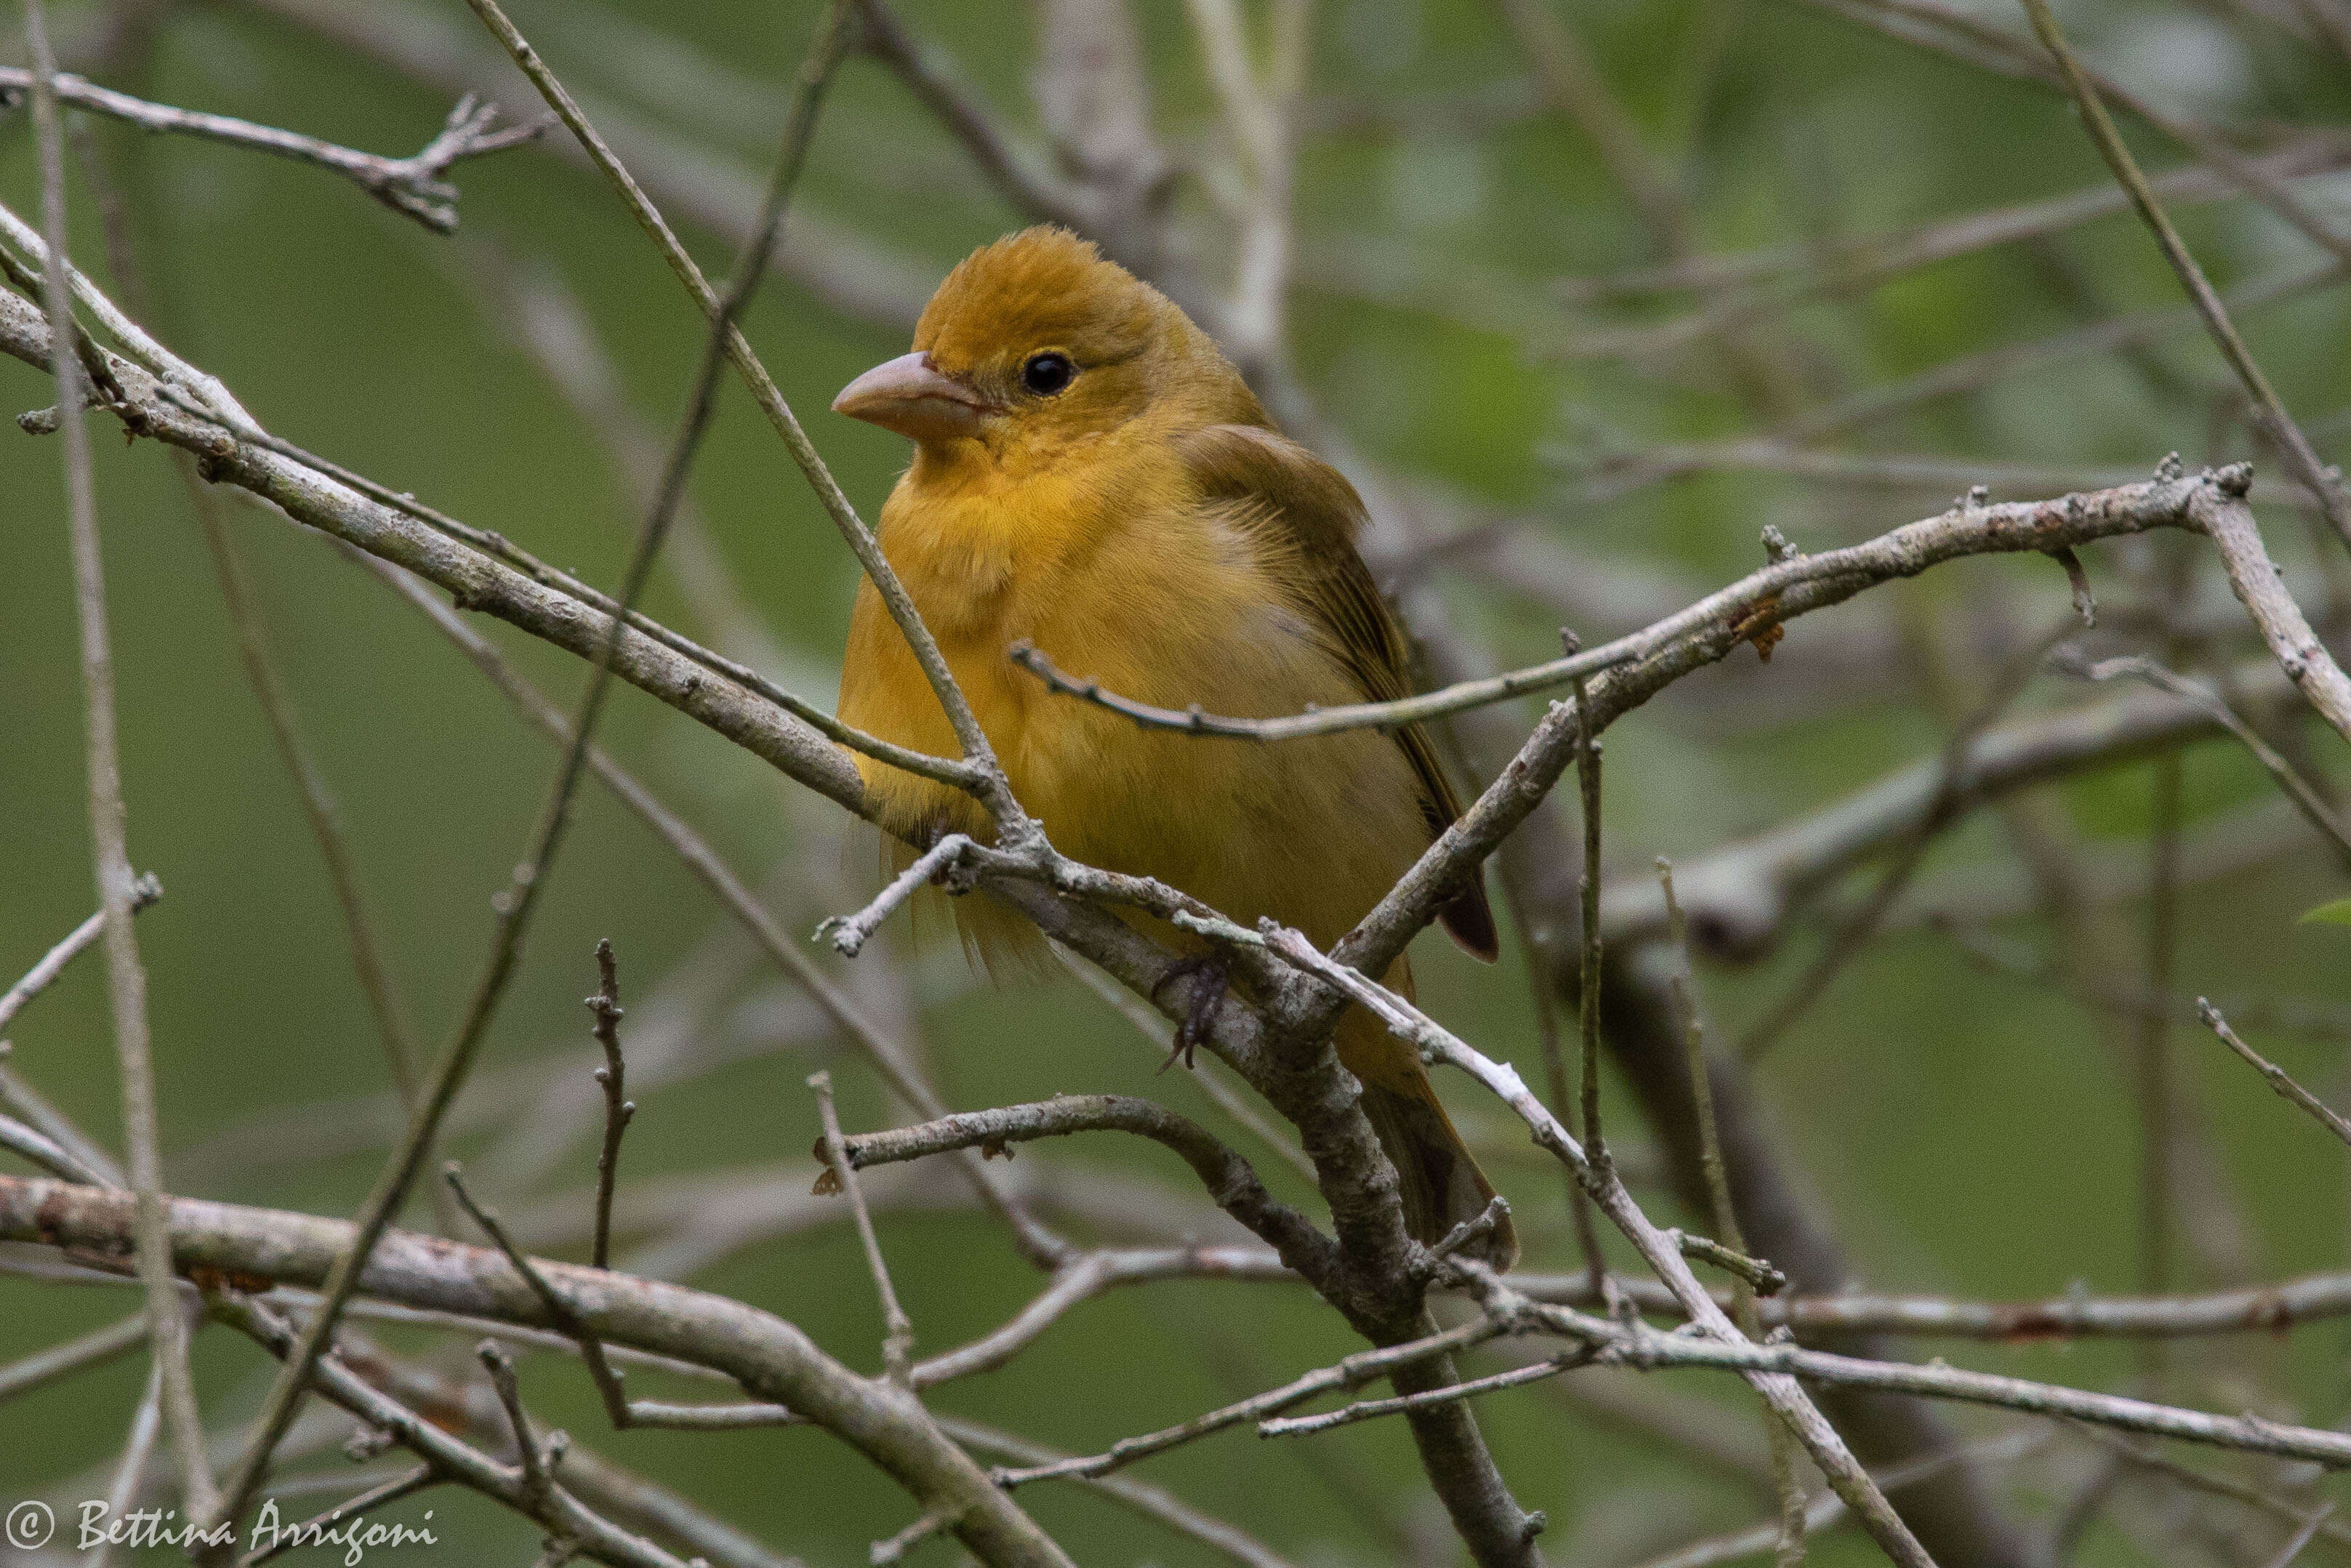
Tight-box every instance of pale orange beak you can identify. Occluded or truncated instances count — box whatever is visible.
[832,350,997,443]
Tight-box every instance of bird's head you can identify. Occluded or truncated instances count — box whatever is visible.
[832,227,1261,467]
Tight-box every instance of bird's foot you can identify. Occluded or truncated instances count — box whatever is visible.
[1149,954,1229,1072]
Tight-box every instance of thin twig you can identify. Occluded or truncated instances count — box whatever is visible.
[869,1511,946,1567]
[989,1315,1505,1487]
[25,0,215,1519]
[206,1292,689,1568]
[0,1043,125,1189]
[188,475,432,1135]
[0,1110,110,1185]
[1615,1431,2051,1568]
[829,1094,1335,1287]
[1255,926,1935,1567]
[2198,1000,2351,1146]
[935,1414,1298,1568]
[2017,0,2351,552]
[0,1309,146,1403]
[475,1340,558,1513]
[1660,859,1807,1567]
[2064,652,2351,870]
[811,1072,915,1386]
[93,1356,165,1568]
[1737,612,2072,1061]
[585,941,633,1273]
[443,1165,798,1432]
[138,381,976,795]
[1574,670,1609,1175]
[815,834,976,957]
[2263,1505,2338,1568]
[850,0,1084,230]
[0,70,540,230]
[1255,1349,1597,1436]
[0,874,160,1036]
[2185,487,2351,743]
[1008,632,1639,741]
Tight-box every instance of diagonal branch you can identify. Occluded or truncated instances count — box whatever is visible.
[1256,924,1936,1568]
[2198,1000,2351,1146]
[2017,0,2351,553]
[1338,468,2252,981]
[0,872,160,1036]
[830,1095,1340,1291]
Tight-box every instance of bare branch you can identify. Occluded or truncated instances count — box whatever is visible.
[1480,1279,2351,1466]
[989,1315,1506,1488]
[1659,860,1807,1564]
[0,1309,145,1404]
[851,0,1086,230]
[209,1290,683,1568]
[1341,470,2246,981]
[910,1246,1288,1389]
[811,1071,916,1386]
[0,873,159,1036]
[444,1164,797,1433]
[585,942,633,1274]
[0,69,539,230]
[1574,672,1609,1175]
[832,1095,1339,1291]
[0,1042,124,1190]
[1604,651,2310,958]
[1254,925,1935,1568]
[2018,0,2351,552]
[2065,652,2351,869]
[2198,1000,2351,1146]
[0,1109,110,1186]
[936,1415,1298,1568]
[1021,470,2235,757]
[1737,616,2072,1059]
[1,1175,1069,1564]
[2193,488,2351,739]
[816,834,977,957]
[1255,1350,1596,1437]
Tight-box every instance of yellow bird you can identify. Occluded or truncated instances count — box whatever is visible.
[832,226,1514,1269]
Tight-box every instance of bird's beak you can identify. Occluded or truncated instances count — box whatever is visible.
[832,351,994,443]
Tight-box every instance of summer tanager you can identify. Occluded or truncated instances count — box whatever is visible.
[832,226,1515,1269]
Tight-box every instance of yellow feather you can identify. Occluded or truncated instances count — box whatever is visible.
[833,227,1512,1266]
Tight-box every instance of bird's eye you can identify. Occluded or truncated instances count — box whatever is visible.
[1021,351,1074,396]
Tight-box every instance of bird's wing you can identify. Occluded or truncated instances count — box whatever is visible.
[1176,422,1498,962]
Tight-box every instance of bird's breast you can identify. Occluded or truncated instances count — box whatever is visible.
[839,457,1428,946]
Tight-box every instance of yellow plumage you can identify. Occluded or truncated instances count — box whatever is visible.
[834,228,1514,1267]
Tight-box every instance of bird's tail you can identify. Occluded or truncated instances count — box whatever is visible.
[1357,1076,1519,1271]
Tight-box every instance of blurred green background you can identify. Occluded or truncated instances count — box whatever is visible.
[4,0,2351,1562]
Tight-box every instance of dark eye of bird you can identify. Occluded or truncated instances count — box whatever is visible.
[1021,351,1074,396]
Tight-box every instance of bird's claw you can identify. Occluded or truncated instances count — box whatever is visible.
[1150,954,1229,1072]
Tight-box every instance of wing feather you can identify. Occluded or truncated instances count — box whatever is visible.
[1177,423,1498,961]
